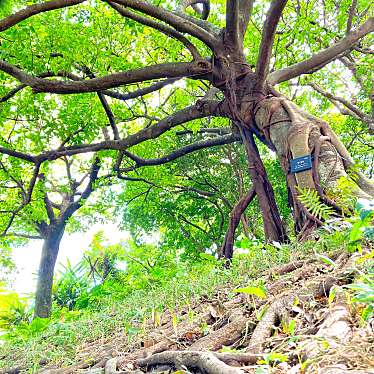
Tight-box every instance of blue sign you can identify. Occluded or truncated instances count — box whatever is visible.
[290,155,313,173]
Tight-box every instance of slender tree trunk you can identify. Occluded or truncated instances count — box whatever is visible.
[34,225,64,318]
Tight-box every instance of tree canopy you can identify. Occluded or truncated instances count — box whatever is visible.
[0,0,373,317]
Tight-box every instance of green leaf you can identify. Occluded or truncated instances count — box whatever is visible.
[361,305,373,321]
[288,319,296,336]
[316,254,335,267]
[233,285,267,299]
[328,286,338,305]
[264,352,288,363]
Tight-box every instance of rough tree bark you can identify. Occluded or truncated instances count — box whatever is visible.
[247,94,374,237]
[34,224,65,318]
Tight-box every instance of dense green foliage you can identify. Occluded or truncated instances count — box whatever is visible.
[0,0,373,369]
[0,0,372,252]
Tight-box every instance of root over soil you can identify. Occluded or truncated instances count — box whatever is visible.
[2,251,373,374]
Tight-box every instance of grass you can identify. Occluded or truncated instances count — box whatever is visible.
[0,230,352,371]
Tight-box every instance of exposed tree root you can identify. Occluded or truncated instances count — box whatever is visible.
[116,309,215,368]
[104,358,117,374]
[273,260,306,275]
[189,309,247,351]
[3,252,372,374]
[304,293,351,351]
[137,350,245,374]
[298,290,372,373]
[131,255,365,373]
[246,295,294,353]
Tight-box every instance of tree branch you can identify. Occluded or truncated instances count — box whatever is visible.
[346,0,357,34]
[76,65,121,140]
[3,232,42,240]
[107,0,218,49]
[61,157,101,221]
[0,74,180,105]
[0,0,85,32]
[174,0,219,35]
[0,71,80,102]
[225,0,240,48]
[255,0,288,90]
[102,78,181,101]
[0,162,41,237]
[0,147,36,163]
[177,0,210,20]
[0,85,26,103]
[176,127,232,136]
[0,101,224,164]
[269,17,374,84]
[43,194,56,223]
[0,60,211,94]
[238,0,254,41]
[119,133,241,172]
[97,93,120,139]
[225,0,254,48]
[308,82,369,121]
[106,1,201,60]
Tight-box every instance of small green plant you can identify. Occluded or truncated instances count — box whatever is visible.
[281,318,296,336]
[296,187,335,220]
[345,270,374,321]
[315,253,336,268]
[6,317,51,342]
[348,199,374,251]
[0,284,31,330]
[233,285,267,299]
[53,259,90,311]
[263,352,288,364]
[327,175,357,213]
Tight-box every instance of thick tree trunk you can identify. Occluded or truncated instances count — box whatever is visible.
[252,96,374,236]
[34,225,64,318]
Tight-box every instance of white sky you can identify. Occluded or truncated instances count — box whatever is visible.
[9,223,128,296]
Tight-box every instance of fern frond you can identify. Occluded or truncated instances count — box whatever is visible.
[296,187,335,220]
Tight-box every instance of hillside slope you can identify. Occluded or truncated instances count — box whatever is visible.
[1,244,373,374]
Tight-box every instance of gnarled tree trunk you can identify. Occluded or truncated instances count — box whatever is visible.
[251,95,374,237]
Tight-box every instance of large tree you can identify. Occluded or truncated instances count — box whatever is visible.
[0,0,373,316]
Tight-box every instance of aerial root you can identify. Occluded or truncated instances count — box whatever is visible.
[137,350,245,374]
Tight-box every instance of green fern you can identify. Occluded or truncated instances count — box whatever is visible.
[296,187,335,220]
